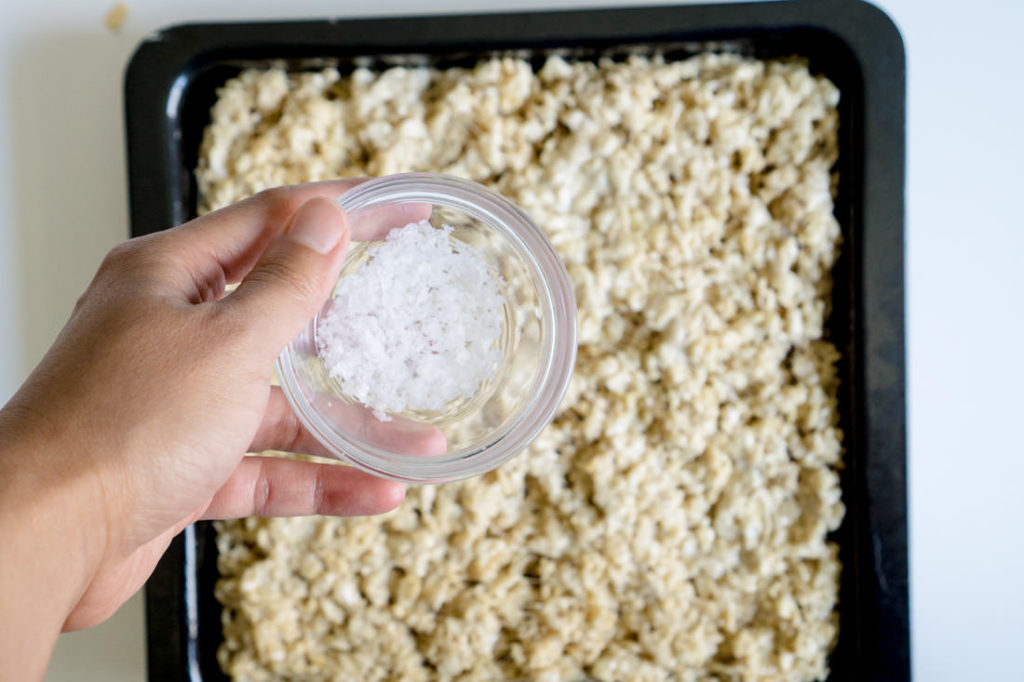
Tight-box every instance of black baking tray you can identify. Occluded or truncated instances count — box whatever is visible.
[124,1,907,680]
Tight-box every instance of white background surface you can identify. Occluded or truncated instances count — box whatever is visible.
[0,0,1019,680]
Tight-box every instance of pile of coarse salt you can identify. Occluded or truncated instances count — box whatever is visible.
[317,220,505,420]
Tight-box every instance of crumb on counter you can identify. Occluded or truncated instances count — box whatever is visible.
[104,2,128,32]
[203,53,845,682]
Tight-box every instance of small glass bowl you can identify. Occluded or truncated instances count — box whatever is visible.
[276,173,577,483]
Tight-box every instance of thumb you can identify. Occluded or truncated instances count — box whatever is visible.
[227,196,350,353]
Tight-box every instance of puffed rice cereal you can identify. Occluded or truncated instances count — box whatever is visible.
[203,53,845,682]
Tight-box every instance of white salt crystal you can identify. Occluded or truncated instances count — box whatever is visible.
[316,219,505,420]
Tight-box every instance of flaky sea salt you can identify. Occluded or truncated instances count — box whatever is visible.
[316,219,505,420]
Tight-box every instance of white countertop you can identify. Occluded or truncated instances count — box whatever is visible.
[0,1,1019,680]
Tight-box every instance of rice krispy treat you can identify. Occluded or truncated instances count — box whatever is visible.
[203,52,844,682]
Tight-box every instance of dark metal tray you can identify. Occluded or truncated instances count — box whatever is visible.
[124,2,907,679]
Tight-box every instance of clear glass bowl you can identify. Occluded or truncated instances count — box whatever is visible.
[276,173,577,483]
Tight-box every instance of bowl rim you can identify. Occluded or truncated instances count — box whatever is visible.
[276,172,577,483]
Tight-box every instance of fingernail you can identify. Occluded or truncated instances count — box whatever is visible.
[289,198,346,255]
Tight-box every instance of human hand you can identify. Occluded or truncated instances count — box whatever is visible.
[0,180,425,678]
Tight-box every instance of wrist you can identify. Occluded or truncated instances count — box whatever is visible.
[0,404,109,678]
[0,401,110,584]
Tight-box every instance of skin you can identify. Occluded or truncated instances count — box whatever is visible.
[0,180,418,681]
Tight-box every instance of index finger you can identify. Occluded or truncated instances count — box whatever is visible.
[200,456,406,519]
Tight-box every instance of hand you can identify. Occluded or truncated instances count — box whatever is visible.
[0,180,418,679]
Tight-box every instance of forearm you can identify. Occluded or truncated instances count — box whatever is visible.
[0,408,103,681]
[0,508,72,680]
